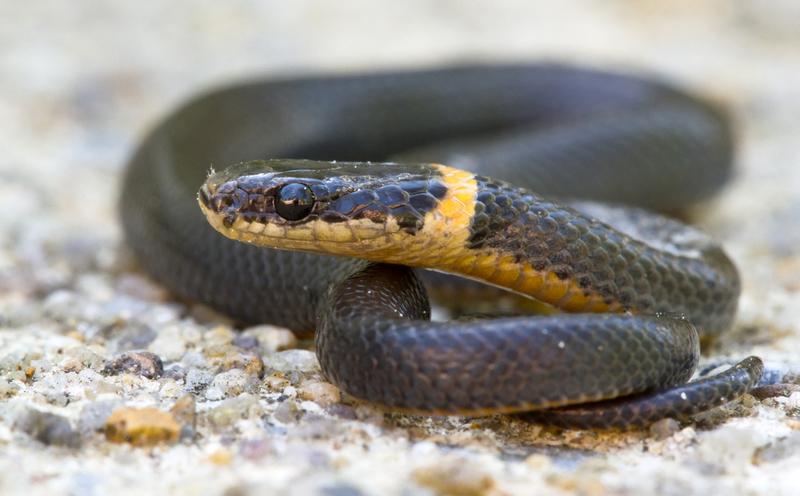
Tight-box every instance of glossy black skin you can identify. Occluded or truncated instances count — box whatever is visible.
[121,64,762,427]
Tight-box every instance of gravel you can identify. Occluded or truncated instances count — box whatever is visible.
[1,1,799,495]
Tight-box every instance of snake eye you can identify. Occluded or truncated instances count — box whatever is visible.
[275,183,315,221]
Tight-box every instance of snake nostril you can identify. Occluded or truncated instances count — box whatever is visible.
[207,187,249,214]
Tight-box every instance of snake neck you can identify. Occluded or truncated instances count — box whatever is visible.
[438,174,740,330]
[425,173,622,314]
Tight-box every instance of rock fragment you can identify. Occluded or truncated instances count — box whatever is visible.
[205,393,262,428]
[104,407,180,446]
[102,351,163,379]
[240,324,297,352]
[298,380,341,407]
[14,408,81,448]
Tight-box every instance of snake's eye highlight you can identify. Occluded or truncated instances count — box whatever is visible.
[275,183,315,221]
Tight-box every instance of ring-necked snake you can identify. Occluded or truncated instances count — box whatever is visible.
[120,64,764,428]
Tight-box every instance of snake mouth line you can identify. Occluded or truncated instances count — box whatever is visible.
[200,198,399,249]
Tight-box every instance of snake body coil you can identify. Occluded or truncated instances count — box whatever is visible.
[121,64,762,428]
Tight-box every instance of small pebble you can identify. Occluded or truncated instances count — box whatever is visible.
[239,437,273,460]
[267,350,318,374]
[207,448,233,465]
[60,357,84,373]
[263,374,291,392]
[163,363,186,381]
[15,408,81,448]
[411,458,494,496]
[159,378,184,400]
[298,380,341,406]
[239,359,265,380]
[105,407,180,446]
[63,346,104,371]
[78,368,121,395]
[695,425,765,468]
[184,368,214,394]
[272,399,301,424]
[649,418,681,439]
[205,345,264,378]
[203,325,236,347]
[0,377,19,397]
[181,351,208,368]
[205,369,256,401]
[205,393,262,428]
[78,400,122,435]
[232,334,259,350]
[33,372,72,406]
[149,323,202,362]
[0,350,42,373]
[105,323,157,352]
[752,431,800,465]
[241,325,297,352]
[102,351,163,379]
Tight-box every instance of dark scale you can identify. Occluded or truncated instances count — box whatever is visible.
[330,190,380,216]
[375,185,409,207]
[427,181,448,199]
[409,193,438,213]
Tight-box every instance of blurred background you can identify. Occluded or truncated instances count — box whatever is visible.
[2,1,799,251]
[2,0,798,304]
[1,1,799,495]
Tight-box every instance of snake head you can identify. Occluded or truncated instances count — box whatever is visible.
[198,159,473,262]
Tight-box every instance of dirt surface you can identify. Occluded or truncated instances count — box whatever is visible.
[1,1,799,495]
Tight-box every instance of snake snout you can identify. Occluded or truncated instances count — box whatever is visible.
[199,179,253,229]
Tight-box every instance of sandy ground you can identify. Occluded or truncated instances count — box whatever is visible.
[1,1,799,495]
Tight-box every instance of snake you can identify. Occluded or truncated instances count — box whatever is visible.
[120,64,764,428]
